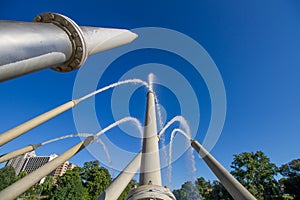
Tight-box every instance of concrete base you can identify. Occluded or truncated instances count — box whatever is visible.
[125,185,176,200]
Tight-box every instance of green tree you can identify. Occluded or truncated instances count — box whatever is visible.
[0,165,16,190]
[173,181,200,200]
[40,176,54,197]
[81,160,112,199]
[230,151,280,199]
[210,180,232,200]
[118,179,138,200]
[19,184,42,200]
[280,158,300,198]
[50,167,89,200]
[17,171,43,199]
[195,177,213,199]
[17,170,27,179]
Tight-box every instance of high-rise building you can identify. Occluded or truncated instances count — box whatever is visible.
[53,161,77,179]
[6,151,75,182]
[6,151,36,174]
[22,154,57,175]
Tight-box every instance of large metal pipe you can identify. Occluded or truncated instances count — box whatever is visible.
[0,143,41,164]
[0,136,95,200]
[97,152,142,200]
[191,140,256,200]
[139,91,162,186]
[124,91,175,200]
[0,12,137,82]
[0,100,78,147]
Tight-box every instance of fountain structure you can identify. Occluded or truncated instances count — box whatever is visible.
[0,13,257,200]
[125,91,175,200]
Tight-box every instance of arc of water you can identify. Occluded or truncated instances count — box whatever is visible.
[0,79,148,147]
[154,95,164,131]
[41,133,93,145]
[95,116,143,138]
[41,133,114,172]
[40,117,143,178]
[96,137,114,176]
[93,116,143,176]
[167,128,190,185]
[40,116,142,179]
[158,116,191,186]
[158,116,191,138]
[167,128,197,187]
[77,79,149,103]
[0,115,144,200]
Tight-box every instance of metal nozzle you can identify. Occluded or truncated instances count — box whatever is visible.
[0,12,138,82]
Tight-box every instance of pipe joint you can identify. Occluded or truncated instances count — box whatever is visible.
[30,143,42,150]
[33,12,88,72]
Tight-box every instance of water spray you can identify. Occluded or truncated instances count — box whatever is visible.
[168,127,257,200]
[166,127,197,186]
[0,79,148,147]
[0,133,92,164]
[158,116,191,138]
[0,136,95,200]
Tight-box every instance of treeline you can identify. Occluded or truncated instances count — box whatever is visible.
[173,151,300,200]
[0,160,136,200]
[0,151,299,200]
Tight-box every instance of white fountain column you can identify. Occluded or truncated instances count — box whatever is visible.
[139,91,162,186]
[126,90,175,200]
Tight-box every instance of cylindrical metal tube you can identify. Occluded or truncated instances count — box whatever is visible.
[139,92,162,186]
[0,21,72,81]
[0,12,138,82]
[0,100,78,147]
[0,144,41,164]
[0,136,94,200]
[191,140,256,200]
[97,152,142,200]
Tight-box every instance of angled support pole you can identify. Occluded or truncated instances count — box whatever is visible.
[97,152,142,200]
[0,143,41,164]
[0,136,95,200]
[191,140,256,200]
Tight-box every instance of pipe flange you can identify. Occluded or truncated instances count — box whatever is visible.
[33,12,87,72]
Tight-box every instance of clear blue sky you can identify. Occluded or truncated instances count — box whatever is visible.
[1,0,300,190]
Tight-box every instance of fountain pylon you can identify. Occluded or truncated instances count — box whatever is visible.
[126,91,175,200]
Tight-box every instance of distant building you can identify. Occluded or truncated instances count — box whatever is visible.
[22,154,57,175]
[6,151,36,174]
[67,163,76,171]
[6,151,76,183]
[53,161,77,179]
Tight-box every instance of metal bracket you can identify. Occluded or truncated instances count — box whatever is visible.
[33,12,87,72]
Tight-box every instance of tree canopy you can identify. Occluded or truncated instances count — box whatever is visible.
[0,165,16,191]
[80,160,112,199]
[173,181,200,200]
[230,151,280,199]
[49,167,89,200]
[173,151,293,200]
[1,153,299,200]
[280,159,300,198]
